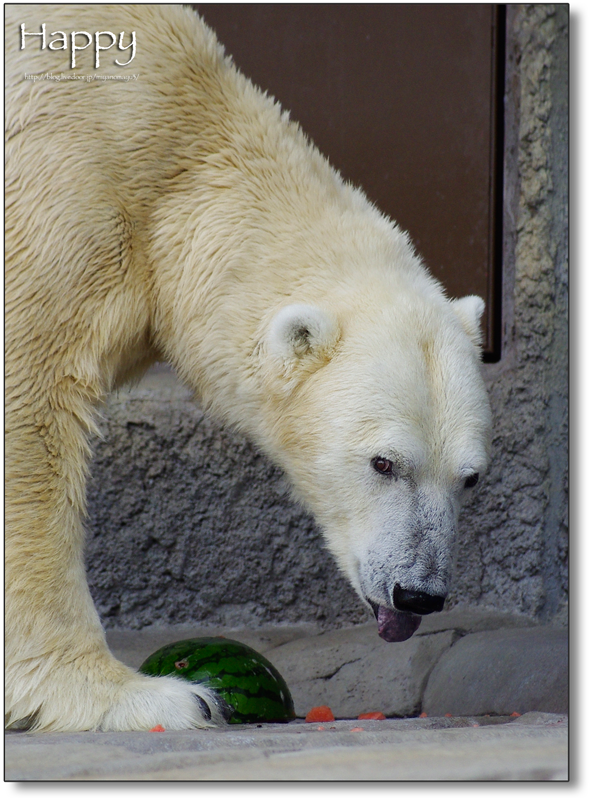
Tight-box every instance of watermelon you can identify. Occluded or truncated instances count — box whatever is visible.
[139,637,295,724]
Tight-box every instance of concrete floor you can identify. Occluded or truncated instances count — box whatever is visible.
[5,613,569,782]
[6,712,567,781]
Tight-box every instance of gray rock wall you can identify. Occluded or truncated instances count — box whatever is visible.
[87,373,370,629]
[86,4,568,630]
[455,4,568,622]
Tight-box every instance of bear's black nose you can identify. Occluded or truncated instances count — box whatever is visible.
[392,586,445,615]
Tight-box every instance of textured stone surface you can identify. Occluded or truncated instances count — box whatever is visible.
[265,625,457,718]
[449,4,569,622]
[423,626,568,717]
[10,619,568,780]
[87,370,370,630]
[84,6,568,631]
[104,606,537,665]
[105,623,317,669]
[104,614,563,722]
[5,714,568,781]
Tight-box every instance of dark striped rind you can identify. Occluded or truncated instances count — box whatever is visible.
[139,637,295,724]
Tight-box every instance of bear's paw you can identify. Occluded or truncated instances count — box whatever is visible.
[99,674,230,731]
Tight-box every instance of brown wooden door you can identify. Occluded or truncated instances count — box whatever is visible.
[193,4,504,359]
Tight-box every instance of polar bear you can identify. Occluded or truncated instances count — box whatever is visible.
[5,4,492,731]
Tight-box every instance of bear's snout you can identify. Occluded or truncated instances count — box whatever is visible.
[392,586,445,615]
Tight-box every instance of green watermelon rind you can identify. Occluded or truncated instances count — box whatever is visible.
[139,637,295,724]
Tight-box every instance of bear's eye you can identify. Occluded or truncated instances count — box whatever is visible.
[372,457,394,476]
[464,473,479,489]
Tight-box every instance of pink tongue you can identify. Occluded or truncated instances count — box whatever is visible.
[377,606,422,642]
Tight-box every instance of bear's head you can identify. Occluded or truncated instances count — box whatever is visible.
[261,292,492,642]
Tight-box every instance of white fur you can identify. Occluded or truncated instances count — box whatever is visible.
[5,4,491,732]
[266,304,340,387]
[452,295,486,346]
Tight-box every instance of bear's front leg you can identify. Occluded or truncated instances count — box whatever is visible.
[5,638,229,732]
[4,399,227,732]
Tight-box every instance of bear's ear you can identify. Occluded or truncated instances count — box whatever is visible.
[452,295,485,347]
[266,304,340,381]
